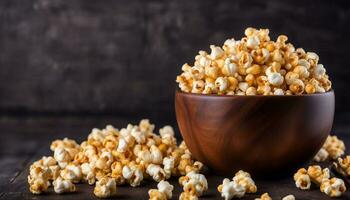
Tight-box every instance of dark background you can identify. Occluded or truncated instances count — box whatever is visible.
[1,1,350,198]
[0,0,350,132]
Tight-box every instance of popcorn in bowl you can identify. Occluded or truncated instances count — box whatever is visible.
[176,27,332,95]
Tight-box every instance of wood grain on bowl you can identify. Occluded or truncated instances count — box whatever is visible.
[175,91,335,177]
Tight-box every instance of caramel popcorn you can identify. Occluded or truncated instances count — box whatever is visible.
[323,135,346,160]
[179,191,199,200]
[179,172,208,197]
[148,180,174,200]
[53,177,76,194]
[293,168,311,190]
[93,177,117,198]
[307,165,330,185]
[232,170,257,193]
[28,119,204,198]
[217,178,245,199]
[176,28,332,95]
[320,177,346,197]
[255,192,272,200]
[217,170,257,199]
[337,156,350,176]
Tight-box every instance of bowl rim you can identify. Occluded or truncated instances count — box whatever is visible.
[175,89,334,98]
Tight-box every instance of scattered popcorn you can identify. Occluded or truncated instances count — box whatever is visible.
[255,192,272,200]
[94,177,117,198]
[323,135,346,160]
[282,194,295,200]
[148,180,174,200]
[307,165,330,185]
[179,172,208,197]
[320,177,346,197]
[53,177,76,194]
[28,119,204,197]
[217,178,245,199]
[336,156,350,176]
[232,170,257,193]
[149,189,167,200]
[293,168,311,190]
[176,28,332,95]
[179,191,199,200]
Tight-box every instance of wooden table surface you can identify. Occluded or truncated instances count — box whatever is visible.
[0,116,349,200]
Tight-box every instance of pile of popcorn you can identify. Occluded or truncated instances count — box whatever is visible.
[27,119,204,198]
[294,134,348,198]
[294,165,346,197]
[176,27,332,95]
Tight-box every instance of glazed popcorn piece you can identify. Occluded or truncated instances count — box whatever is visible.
[320,177,346,197]
[176,27,332,95]
[60,164,82,183]
[282,194,295,200]
[255,192,272,200]
[293,168,311,190]
[93,177,117,198]
[307,165,330,185]
[148,189,167,200]
[336,156,350,176]
[179,192,199,200]
[179,172,208,197]
[313,148,329,162]
[232,170,257,193]
[27,163,51,194]
[323,135,346,160]
[217,178,245,199]
[148,180,174,200]
[53,177,76,194]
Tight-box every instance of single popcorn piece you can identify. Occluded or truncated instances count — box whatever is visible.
[232,170,257,193]
[81,162,96,185]
[337,156,350,176]
[148,189,167,200]
[293,168,311,190]
[179,172,208,197]
[53,177,76,194]
[122,164,144,187]
[146,164,166,182]
[307,165,330,185]
[176,27,332,95]
[255,192,272,200]
[94,177,117,198]
[217,178,245,199]
[60,164,82,183]
[323,135,346,160]
[282,194,295,200]
[54,146,72,168]
[148,180,174,200]
[313,148,329,162]
[28,163,51,194]
[320,177,346,197]
[179,192,199,200]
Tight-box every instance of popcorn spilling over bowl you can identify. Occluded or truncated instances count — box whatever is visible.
[175,28,335,177]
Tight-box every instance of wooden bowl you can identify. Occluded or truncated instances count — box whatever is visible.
[175,90,335,177]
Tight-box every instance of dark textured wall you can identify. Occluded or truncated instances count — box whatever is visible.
[0,0,349,125]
